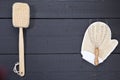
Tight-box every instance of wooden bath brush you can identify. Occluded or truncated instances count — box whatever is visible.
[12,2,30,77]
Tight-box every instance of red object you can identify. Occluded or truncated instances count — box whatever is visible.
[0,67,7,80]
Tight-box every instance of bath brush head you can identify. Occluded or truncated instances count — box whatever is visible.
[12,2,30,28]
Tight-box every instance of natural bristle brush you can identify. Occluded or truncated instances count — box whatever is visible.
[12,2,30,77]
[81,21,118,66]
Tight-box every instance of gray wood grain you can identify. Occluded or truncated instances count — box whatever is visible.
[0,54,120,80]
[0,0,120,18]
[0,0,120,80]
[0,19,119,54]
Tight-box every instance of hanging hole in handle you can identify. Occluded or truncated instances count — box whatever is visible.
[20,72,24,76]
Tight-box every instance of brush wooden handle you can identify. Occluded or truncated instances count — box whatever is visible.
[19,28,25,77]
[94,47,99,66]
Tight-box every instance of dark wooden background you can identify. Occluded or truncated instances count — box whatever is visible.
[0,0,120,80]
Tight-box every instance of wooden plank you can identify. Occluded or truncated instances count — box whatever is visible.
[0,0,120,18]
[0,54,120,80]
[0,19,119,54]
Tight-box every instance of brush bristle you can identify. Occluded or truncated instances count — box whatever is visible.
[12,2,30,28]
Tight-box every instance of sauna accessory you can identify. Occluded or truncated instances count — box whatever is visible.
[12,2,30,77]
[81,21,118,66]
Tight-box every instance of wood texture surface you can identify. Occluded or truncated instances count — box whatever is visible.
[0,0,120,18]
[0,0,120,80]
[0,54,120,80]
[0,19,119,54]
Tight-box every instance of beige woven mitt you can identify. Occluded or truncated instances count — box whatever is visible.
[81,21,118,66]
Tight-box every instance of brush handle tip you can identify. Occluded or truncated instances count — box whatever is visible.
[94,47,99,66]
